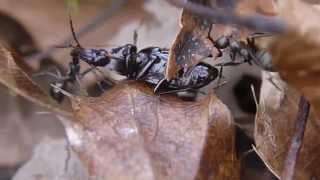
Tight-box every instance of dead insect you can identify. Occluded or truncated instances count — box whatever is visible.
[73,42,219,100]
[57,15,220,101]
[75,43,219,100]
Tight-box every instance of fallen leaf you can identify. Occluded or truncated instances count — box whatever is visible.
[269,31,320,118]
[66,82,240,179]
[277,0,320,38]
[266,1,320,116]
[235,0,278,16]
[254,72,320,180]
[166,0,219,80]
[0,45,72,117]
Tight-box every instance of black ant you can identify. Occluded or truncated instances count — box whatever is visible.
[213,32,274,72]
[36,15,112,102]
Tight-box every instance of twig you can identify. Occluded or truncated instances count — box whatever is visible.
[281,96,310,180]
[166,0,285,34]
[27,0,128,62]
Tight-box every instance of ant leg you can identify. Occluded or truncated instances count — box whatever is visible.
[133,30,138,46]
[216,48,223,57]
[215,62,243,67]
[207,24,224,58]
[247,49,262,66]
[159,88,194,95]
[133,19,144,46]
[248,32,273,39]
[136,59,156,80]
[159,88,199,101]
[230,49,237,62]
[153,78,168,94]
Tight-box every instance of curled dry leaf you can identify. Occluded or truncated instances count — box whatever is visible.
[165,0,219,80]
[267,1,320,116]
[277,0,320,39]
[269,31,320,118]
[66,82,240,180]
[0,45,72,117]
[254,72,320,179]
[235,0,278,16]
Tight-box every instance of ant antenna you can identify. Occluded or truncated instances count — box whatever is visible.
[68,12,83,48]
[133,30,138,46]
[133,19,144,46]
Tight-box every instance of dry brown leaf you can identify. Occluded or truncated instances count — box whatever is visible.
[277,0,320,39]
[235,0,278,16]
[165,0,219,80]
[254,72,320,180]
[269,31,320,118]
[266,1,320,116]
[0,45,72,117]
[66,82,240,180]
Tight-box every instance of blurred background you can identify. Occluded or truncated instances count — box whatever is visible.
[0,0,274,179]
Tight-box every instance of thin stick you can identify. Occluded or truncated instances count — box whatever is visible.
[166,0,285,34]
[281,96,310,180]
[28,0,127,62]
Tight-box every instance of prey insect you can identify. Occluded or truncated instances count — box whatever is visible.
[45,15,220,101]
[75,43,220,100]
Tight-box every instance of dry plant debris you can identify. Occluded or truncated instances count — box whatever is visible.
[0,44,240,179]
[2,0,320,179]
[269,0,320,117]
[0,45,71,117]
[254,73,320,180]
[67,82,239,179]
